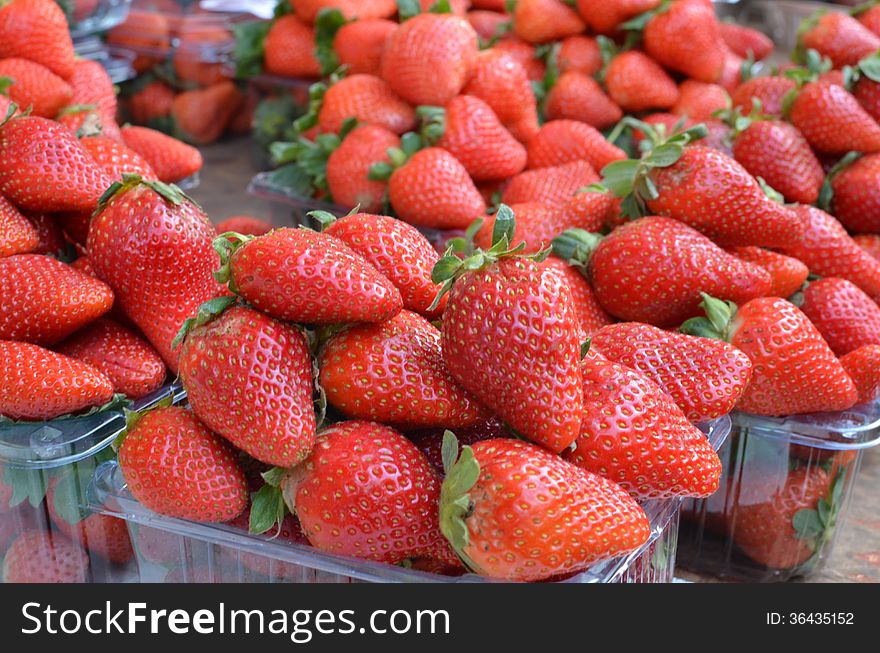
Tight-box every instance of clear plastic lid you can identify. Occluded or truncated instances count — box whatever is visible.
[74,37,137,83]
[66,0,133,39]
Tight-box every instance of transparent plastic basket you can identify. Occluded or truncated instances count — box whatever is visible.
[74,36,137,83]
[63,0,133,39]
[88,415,730,583]
[677,400,880,582]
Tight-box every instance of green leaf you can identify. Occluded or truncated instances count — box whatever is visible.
[232,20,272,79]
[367,161,394,181]
[793,509,824,541]
[600,159,640,198]
[268,163,316,197]
[400,131,423,157]
[429,0,452,13]
[580,338,591,359]
[550,228,603,267]
[397,0,421,20]
[646,142,684,168]
[314,8,347,76]
[50,466,91,526]
[441,431,459,477]
[249,484,288,535]
[756,177,785,204]
[491,204,516,248]
[4,465,48,509]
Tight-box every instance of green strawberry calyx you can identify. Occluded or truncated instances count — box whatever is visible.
[96,173,194,214]
[270,117,357,199]
[112,394,174,452]
[416,105,447,145]
[0,76,14,96]
[307,204,360,230]
[249,467,291,536]
[551,228,604,270]
[792,467,846,569]
[851,1,880,17]
[0,392,130,427]
[792,10,829,64]
[619,0,672,32]
[293,72,350,134]
[438,431,484,574]
[679,293,739,342]
[212,231,257,291]
[232,19,272,79]
[398,0,453,21]
[817,151,863,212]
[314,8,348,76]
[367,131,425,181]
[171,295,238,351]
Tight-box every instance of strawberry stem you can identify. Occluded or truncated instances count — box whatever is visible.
[679,293,738,341]
[438,431,483,574]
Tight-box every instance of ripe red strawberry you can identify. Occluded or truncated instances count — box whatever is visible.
[800,11,880,69]
[422,95,526,181]
[643,0,725,83]
[219,227,402,324]
[0,58,71,117]
[215,215,273,237]
[557,35,602,75]
[125,80,175,126]
[27,213,65,255]
[493,38,546,81]
[591,322,752,422]
[0,115,111,212]
[55,318,166,399]
[545,71,623,130]
[291,0,396,22]
[118,406,248,522]
[827,153,880,233]
[171,81,244,145]
[541,256,613,337]
[440,435,650,581]
[672,80,730,121]
[855,234,880,261]
[80,135,157,181]
[788,81,880,154]
[0,254,113,345]
[0,340,113,420]
[329,18,397,77]
[57,105,121,142]
[527,120,626,172]
[320,211,448,317]
[65,59,117,129]
[605,50,680,113]
[385,146,487,229]
[852,71,880,123]
[468,10,509,43]
[0,193,38,257]
[2,530,89,583]
[225,505,310,580]
[324,124,399,212]
[120,125,203,183]
[280,420,451,564]
[575,0,661,35]
[840,345,880,404]
[731,75,796,117]
[780,205,880,301]
[718,45,745,92]
[315,74,416,135]
[319,310,488,428]
[407,417,509,475]
[264,15,321,78]
[799,277,880,357]
[512,0,585,44]
[554,217,770,327]
[381,13,478,107]
[177,302,316,468]
[682,295,857,415]
[502,159,598,206]
[0,0,76,79]
[858,4,880,36]
[719,22,773,60]
[727,247,809,299]
[87,177,223,373]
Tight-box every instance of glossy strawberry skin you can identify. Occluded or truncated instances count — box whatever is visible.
[672,80,730,121]
[228,228,402,325]
[840,345,880,404]
[326,124,399,213]
[118,406,248,522]
[799,277,880,357]
[0,194,38,257]
[545,71,623,130]
[0,58,71,117]
[215,216,273,237]
[502,159,598,206]
[441,257,583,453]
[512,0,585,44]
[0,0,76,79]
[727,247,809,299]
[120,126,203,183]
[80,135,157,181]
[319,74,416,135]
[789,81,880,155]
[606,51,680,113]
[557,35,602,75]
[2,530,89,583]
[719,22,773,60]
[643,0,725,82]
[66,59,118,128]
[333,18,397,77]
[855,234,880,261]
[541,257,614,338]
[407,417,509,475]
[801,12,880,69]
[0,340,114,420]
[527,120,626,171]
[731,75,796,117]
[576,0,661,35]
[264,15,320,78]
[830,153,880,234]
[589,217,771,327]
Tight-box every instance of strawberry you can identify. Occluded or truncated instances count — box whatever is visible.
[553,217,771,327]
[853,72,880,124]
[176,301,316,468]
[541,256,613,337]
[434,210,583,453]
[55,318,166,399]
[264,15,321,78]
[681,295,857,415]
[407,417,509,475]
[106,9,170,74]
[87,177,223,373]
[173,18,231,87]
[381,13,478,107]
[120,126,203,183]
[439,435,650,581]
[319,211,448,317]
[216,227,402,324]
[557,35,602,75]
[799,277,880,357]
[0,193,38,257]
[279,420,451,564]
[65,59,117,130]
[125,80,175,126]
[780,205,880,301]
[215,215,273,237]
[719,21,773,60]
[171,81,243,145]
[0,254,113,345]
[58,105,122,142]
[858,3,880,36]
[323,124,399,212]
[788,81,880,154]
[80,135,157,181]
[0,0,76,79]
[643,0,725,83]
[0,340,113,420]
[731,75,796,117]
[727,247,809,299]
[827,153,880,233]
[0,58,71,117]
[468,10,509,42]
[493,38,546,81]
[1,530,89,583]
[799,11,880,69]
[575,0,661,35]
[512,0,585,44]
[27,213,65,255]
[313,74,417,135]
[502,159,598,206]
[672,80,730,121]
[840,344,880,404]
[718,45,744,92]
[420,95,526,181]
[544,71,623,130]
[605,50,680,113]
[527,120,626,172]
[591,322,752,422]
[328,18,397,77]
[290,0,396,22]
[118,406,248,522]
[319,310,488,428]
[225,505,310,580]
[855,234,880,261]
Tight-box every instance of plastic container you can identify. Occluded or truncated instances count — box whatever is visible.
[677,401,880,582]
[0,383,185,583]
[63,0,133,39]
[74,36,137,83]
[89,415,730,583]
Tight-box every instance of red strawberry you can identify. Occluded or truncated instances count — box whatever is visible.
[106,9,170,74]
[330,18,397,77]
[799,277,880,357]
[264,15,321,78]
[218,227,402,324]
[120,126,203,183]
[58,105,121,141]
[439,435,650,581]
[800,11,880,69]
[855,234,880,261]
[528,121,626,171]
[0,0,76,79]
[171,81,244,146]
[643,0,725,83]
[840,344,880,404]
[858,4,880,36]
[0,254,113,345]
[0,340,113,420]
[576,0,661,35]
[319,310,488,428]
[381,13,478,107]
[280,420,451,564]
[591,322,753,422]
[682,295,857,415]
[80,135,157,181]
[290,0,396,22]
[502,159,598,206]
[554,217,770,327]
[605,50,680,113]
[65,59,117,129]
[215,215,273,237]
[828,153,880,233]
[422,95,526,181]
[468,10,509,42]
[0,115,111,212]
[731,75,796,117]
[325,124,399,213]
[87,177,223,373]
[316,74,416,135]
[788,81,880,154]
[2,530,89,583]
[672,80,730,121]
[853,71,880,124]
[118,406,248,522]
[177,301,316,468]
[27,213,65,255]
[542,255,614,337]
[557,35,602,75]
[407,417,509,475]
[320,211,448,317]
[0,58,71,117]
[545,71,623,130]
[225,505,310,580]
[727,247,809,299]
[125,80,175,126]
[512,0,585,44]
[718,45,744,92]
[719,22,773,60]
[55,318,166,399]
[0,193,38,257]
[493,38,546,81]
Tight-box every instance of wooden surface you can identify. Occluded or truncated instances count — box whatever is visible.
[189,138,880,584]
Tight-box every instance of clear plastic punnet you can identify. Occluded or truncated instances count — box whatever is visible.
[63,0,133,39]
[677,400,880,582]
